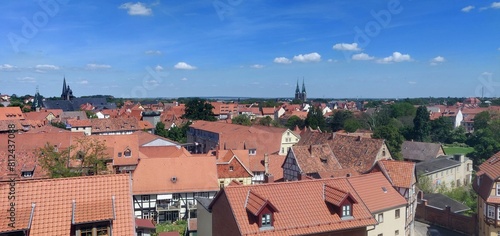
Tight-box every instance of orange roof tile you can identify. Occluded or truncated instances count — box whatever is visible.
[0,107,25,120]
[0,174,134,235]
[132,156,219,194]
[290,144,342,175]
[377,159,416,189]
[215,178,376,235]
[139,146,191,158]
[348,172,408,213]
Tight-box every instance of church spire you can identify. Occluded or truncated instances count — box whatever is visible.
[61,76,67,99]
[295,79,300,93]
[302,78,306,93]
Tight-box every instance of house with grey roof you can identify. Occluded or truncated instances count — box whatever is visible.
[402,141,445,163]
[416,154,473,192]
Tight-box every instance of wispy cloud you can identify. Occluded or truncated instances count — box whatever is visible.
[145,50,162,55]
[430,56,445,65]
[119,2,153,16]
[273,57,292,64]
[17,77,36,83]
[155,65,164,71]
[332,42,361,51]
[461,5,475,12]
[78,80,89,85]
[174,62,197,70]
[36,64,60,70]
[250,64,264,69]
[86,64,111,70]
[352,53,374,61]
[181,77,188,81]
[293,52,321,62]
[376,52,412,64]
[0,64,16,71]
[492,2,500,9]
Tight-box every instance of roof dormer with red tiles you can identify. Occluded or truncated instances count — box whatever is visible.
[324,184,357,219]
[245,190,279,230]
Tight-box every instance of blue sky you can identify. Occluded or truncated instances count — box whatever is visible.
[0,1,499,99]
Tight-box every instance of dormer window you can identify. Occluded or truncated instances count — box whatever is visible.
[124,149,131,157]
[342,204,351,217]
[118,152,122,157]
[261,213,272,227]
[249,149,256,155]
[21,171,33,178]
[229,166,234,171]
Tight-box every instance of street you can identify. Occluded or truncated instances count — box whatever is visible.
[415,220,467,236]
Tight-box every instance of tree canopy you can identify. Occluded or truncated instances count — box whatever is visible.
[182,98,216,121]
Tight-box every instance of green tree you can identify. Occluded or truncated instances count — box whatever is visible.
[164,122,191,143]
[467,128,500,166]
[412,106,431,142]
[430,117,453,143]
[390,102,416,118]
[232,114,252,126]
[182,98,216,121]
[474,111,491,130]
[155,121,168,137]
[329,110,355,132]
[37,137,109,178]
[51,121,67,129]
[343,118,361,133]
[373,124,404,160]
[85,110,97,119]
[259,116,273,126]
[285,115,304,130]
[305,106,326,131]
[449,126,467,144]
[417,175,434,194]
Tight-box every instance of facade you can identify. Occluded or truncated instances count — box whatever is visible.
[416,154,473,192]
[209,178,377,236]
[0,174,135,236]
[67,117,142,135]
[474,152,500,236]
[373,160,418,236]
[132,156,219,223]
[348,173,407,236]
[215,149,254,188]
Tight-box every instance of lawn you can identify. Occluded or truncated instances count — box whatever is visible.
[443,146,474,156]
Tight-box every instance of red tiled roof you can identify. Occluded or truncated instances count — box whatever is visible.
[67,119,92,127]
[377,159,416,189]
[90,117,141,133]
[134,130,180,146]
[136,218,155,229]
[214,178,376,235]
[216,150,253,179]
[0,174,134,235]
[139,146,191,158]
[348,172,408,213]
[0,107,25,120]
[132,156,219,194]
[139,120,154,130]
[290,144,342,175]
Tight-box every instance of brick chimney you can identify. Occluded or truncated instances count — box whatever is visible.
[264,174,274,183]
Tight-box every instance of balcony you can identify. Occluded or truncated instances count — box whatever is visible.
[157,201,181,211]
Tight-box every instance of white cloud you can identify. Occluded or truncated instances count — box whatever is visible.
[35,64,59,70]
[119,2,152,16]
[461,5,475,12]
[0,64,16,71]
[251,64,264,69]
[145,79,160,87]
[155,65,164,71]
[482,72,493,76]
[78,80,89,85]
[377,52,412,64]
[86,64,111,70]
[430,56,445,65]
[17,77,36,83]
[492,2,500,8]
[145,50,162,55]
[174,62,197,70]
[332,43,361,51]
[352,53,374,61]
[408,81,417,85]
[181,77,188,81]
[273,57,292,64]
[293,52,321,62]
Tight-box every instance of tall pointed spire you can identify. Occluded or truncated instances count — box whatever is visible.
[302,77,306,93]
[295,79,300,93]
[61,76,67,99]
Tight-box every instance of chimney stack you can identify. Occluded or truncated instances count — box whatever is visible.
[264,174,274,183]
[264,154,269,175]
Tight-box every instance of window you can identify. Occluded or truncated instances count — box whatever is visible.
[498,207,500,220]
[173,193,180,201]
[219,181,225,189]
[124,149,131,157]
[118,152,122,157]
[261,214,272,227]
[497,183,500,196]
[229,166,234,171]
[342,204,351,217]
[395,209,400,219]
[141,195,150,201]
[488,205,495,219]
[21,171,33,178]
[249,149,256,155]
[378,213,384,223]
[395,230,399,235]
[73,223,110,236]
[378,234,383,236]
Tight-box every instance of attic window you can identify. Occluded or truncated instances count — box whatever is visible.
[342,204,351,217]
[229,166,234,171]
[118,152,122,157]
[249,149,256,155]
[124,149,131,157]
[261,213,272,228]
[21,171,33,178]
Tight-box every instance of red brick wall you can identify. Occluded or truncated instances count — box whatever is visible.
[416,201,477,235]
[211,191,241,236]
[217,158,252,178]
